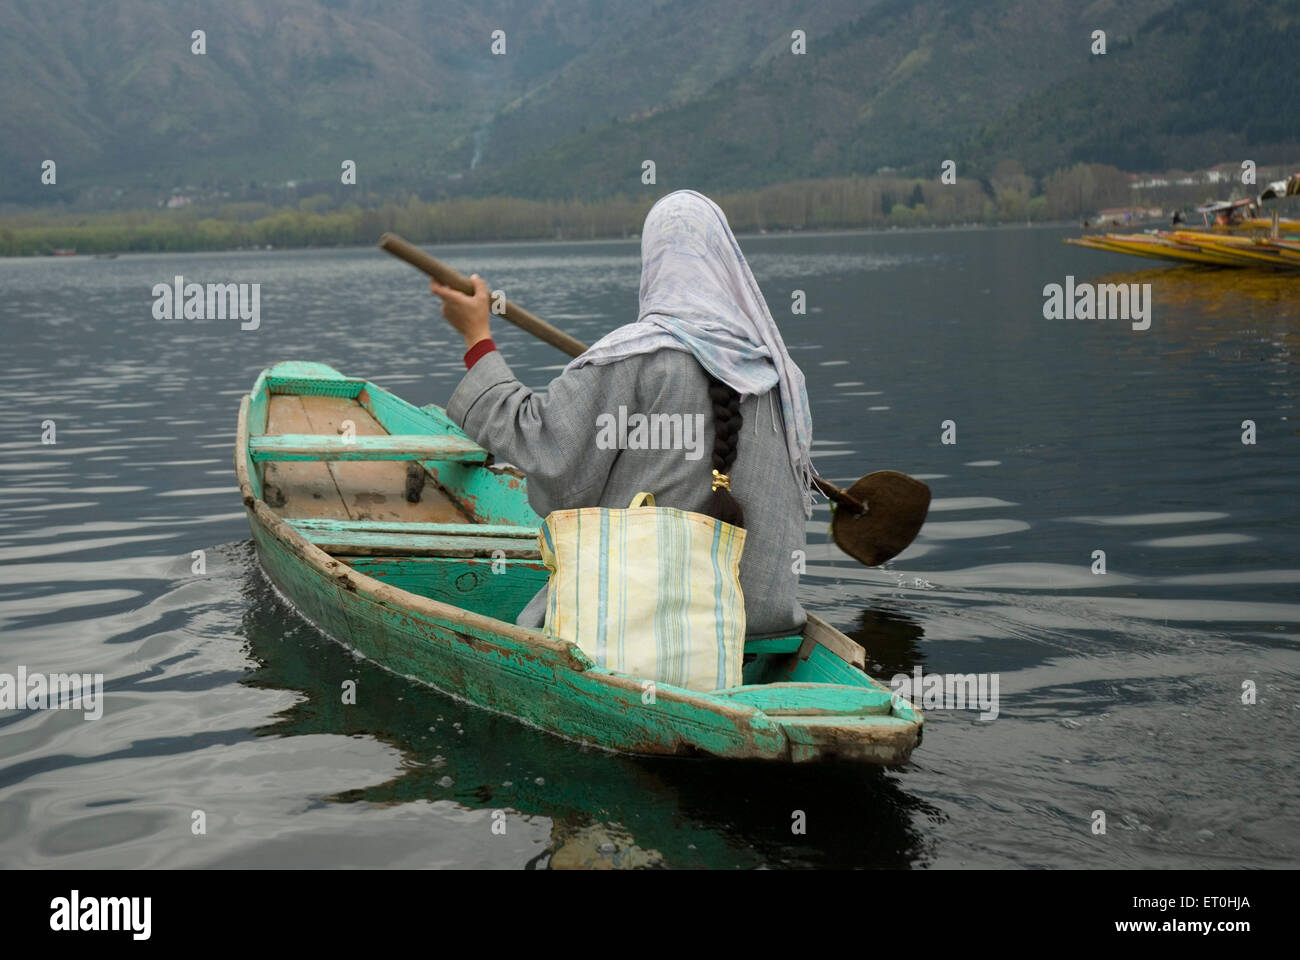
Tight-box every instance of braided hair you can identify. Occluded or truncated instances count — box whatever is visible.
[703,376,745,529]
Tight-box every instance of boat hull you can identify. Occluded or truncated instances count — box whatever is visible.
[244,498,923,762]
[1067,231,1300,270]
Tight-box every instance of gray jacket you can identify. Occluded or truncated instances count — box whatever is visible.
[447,348,807,638]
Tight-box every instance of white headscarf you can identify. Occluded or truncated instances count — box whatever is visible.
[565,189,815,516]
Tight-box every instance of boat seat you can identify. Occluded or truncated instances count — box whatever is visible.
[249,433,488,463]
[291,523,541,559]
[744,635,803,655]
[286,518,538,539]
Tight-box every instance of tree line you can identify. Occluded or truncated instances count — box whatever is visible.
[0,163,1188,256]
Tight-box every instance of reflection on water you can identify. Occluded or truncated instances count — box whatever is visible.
[1103,266,1300,318]
[847,605,928,680]
[1,227,1296,868]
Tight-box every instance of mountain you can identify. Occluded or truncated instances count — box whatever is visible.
[965,0,1300,174]
[0,0,638,201]
[1,0,1296,208]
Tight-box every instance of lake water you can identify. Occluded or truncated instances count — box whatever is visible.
[1,226,1296,868]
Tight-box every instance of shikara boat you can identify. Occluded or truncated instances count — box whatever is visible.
[1068,172,1300,270]
[1229,217,1300,234]
[1168,231,1299,268]
[234,361,924,764]
[1066,231,1300,270]
[1265,237,1300,264]
[1065,232,1245,267]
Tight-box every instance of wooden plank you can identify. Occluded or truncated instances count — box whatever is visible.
[268,377,366,397]
[420,459,542,527]
[777,714,922,764]
[359,384,474,442]
[711,682,893,716]
[236,396,262,503]
[743,635,803,655]
[249,434,488,462]
[286,518,538,538]
[293,394,470,525]
[244,371,270,502]
[789,642,869,686]
[264,363,363,397]
[267,361,348,380]
[799,612,867,670]
[419,402,474,438]
[299,528,541,558]
[263,395,350,519]
[247,370,270,435]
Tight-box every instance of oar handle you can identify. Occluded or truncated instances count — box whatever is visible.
[812,475,865,515]
[379,232,590,358]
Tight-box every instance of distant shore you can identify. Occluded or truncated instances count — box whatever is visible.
[0,219,1098,264]
[0,165,1274,258]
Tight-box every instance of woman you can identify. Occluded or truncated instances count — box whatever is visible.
[431,190,813,639]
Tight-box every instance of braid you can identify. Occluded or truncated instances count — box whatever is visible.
[703,376,745,529]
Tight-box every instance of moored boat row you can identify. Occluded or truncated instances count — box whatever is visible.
[1067,172,1300,270]
[1066,230,1300,270]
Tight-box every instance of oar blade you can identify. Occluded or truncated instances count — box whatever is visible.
[830,470,931,566]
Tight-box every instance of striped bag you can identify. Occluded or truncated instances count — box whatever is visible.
[538,493,747,692]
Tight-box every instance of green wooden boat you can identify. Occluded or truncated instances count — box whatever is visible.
[234,361,924,764]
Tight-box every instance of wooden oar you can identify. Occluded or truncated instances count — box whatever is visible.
[379,233,588,357]
[379,232,930,566]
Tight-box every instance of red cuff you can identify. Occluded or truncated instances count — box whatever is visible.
[464,338,497,370]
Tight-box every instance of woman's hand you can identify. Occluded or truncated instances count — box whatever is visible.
[430,274,491,348]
